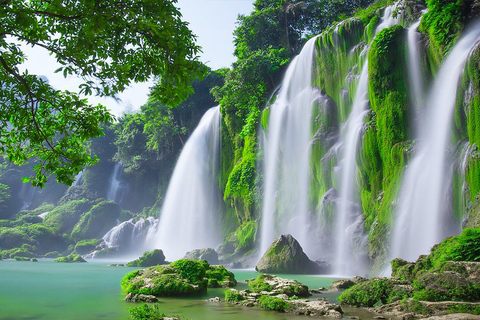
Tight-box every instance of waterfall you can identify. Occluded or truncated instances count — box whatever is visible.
[333,62,370,276]
[407,16,426,115]
[106,163,124,203]
[259,36,320,257]
[101,217,159,256]
[18,183,35,211]
[154,106,221,261]
[332,6,401,276]
[391,21,480,262]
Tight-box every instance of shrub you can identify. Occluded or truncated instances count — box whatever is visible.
[338,278,394,307]
[258,295,289,312]
[54,254,86,263]
[128,303,179,320]
[224,289,244,302]
[171,259,207,285]
[248,274,274,293]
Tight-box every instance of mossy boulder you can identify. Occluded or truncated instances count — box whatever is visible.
[248,274,310,298]
[255,234,322,274]
[183,248,218,265]
[413,271,480,302]
[121,259,236,300]
[74,239,101,255]
[54,254,87,263]
[70,201,121,241]
[126,249,166,267]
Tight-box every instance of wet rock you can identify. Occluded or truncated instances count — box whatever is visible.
[126,249,166,267]
[255,234,322,274]
[124,293,158,302]
[208,297,220,302]
[183,248,219,265]
[330,279,355,290]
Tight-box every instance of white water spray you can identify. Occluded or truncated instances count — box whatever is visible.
[154,106,221,261]
[392,21,480,262]
[106,163,124,203]
[259,36,320,257]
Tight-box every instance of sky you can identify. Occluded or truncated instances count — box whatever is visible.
[20,0,255,117]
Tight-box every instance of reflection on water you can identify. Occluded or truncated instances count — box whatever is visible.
[0,260,379,320]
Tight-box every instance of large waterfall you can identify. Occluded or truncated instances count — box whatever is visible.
[391,21,480,262]
[259,36,320,257]
[154,106,222,261]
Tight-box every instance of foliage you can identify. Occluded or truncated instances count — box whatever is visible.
[428,228,480,267]
[128,304,168,320]
[235,220,258,251]
[338,278,397,307]
[412,271,480,301]
[126,249,166,267]
[258,295,289,312]
[0,0,204,186]
[248,274,274,292]
[74,238,101,255]
[70,200,120,241]
[43,199,93,234]
[171,259,208,285]
[224,289,244,302]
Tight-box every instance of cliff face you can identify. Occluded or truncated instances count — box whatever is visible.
[218,0,480,271]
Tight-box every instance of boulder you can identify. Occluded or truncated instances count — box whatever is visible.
[248,274,310,297]
[183,248,219,265]
[126,249,166,267]
[255,234,321,274]
[330,279,356,290]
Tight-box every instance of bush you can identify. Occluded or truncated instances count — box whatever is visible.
[171,259,207,285]
[338,278,395,307]
[429,228,480,267]
[224,289,244,302]
[128,303,182,320]
[248,274,274,293]
[258,295,289,312]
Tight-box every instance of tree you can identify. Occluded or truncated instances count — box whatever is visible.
[0,0,205,186]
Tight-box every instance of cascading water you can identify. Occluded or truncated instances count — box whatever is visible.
[106,163,124,203]
[18,183,35,211]
[391,21,480,262]
[333,62,370,276]
[154,106,221,261]
[332,6,401,276]
[259,36,320,257]
[407,16,426,114]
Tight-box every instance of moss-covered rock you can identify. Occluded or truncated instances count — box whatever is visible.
[54,254,87,263]
[43,199,93,234]
[121,259,236,300]
[255,234,322,274]
[183,248,218,265]
[126,249,166,267]
[248,274,310,298]
[70,201,121,241]
[74,239,101,255]
[413,271,480,302]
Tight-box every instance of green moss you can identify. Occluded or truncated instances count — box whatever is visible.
[248,274,274,293]
[224,289,244,302]
[128,304,175,320]
[235,220,257,251]
[70,201,120,241]
[43,199,93,234]
[413,271,480,301]
[126,249,166,267]
[429,227,480,267]
[258,295,289,312]
[338,278,399,307]
[54,254,86,263]
[74,239,101,255]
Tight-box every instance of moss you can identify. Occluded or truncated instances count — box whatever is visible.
[413,271,480,301]
[258,295,289,312]
[126,249,166,267]
[235,220,257,251]
[224,289,244,302]
[70,200,120,241]
[248,274,274,293]
[43,199,93,234]
[127,303,177,320]
[74,239,101,255]
[338,278,400,307]
[54,254,86,263]
[428,227,480,267]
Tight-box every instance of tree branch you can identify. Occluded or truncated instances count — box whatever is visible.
[34,10,83,21]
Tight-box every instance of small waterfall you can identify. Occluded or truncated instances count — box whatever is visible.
[407,16,426,114]
[259,36,319,257]
[18,183,35,211]
[392,21,480,262]
[101,217,159,256]
[71,170,84,187]
[154,106,221,261]
[106,163,124,203]
[332,6,400,276]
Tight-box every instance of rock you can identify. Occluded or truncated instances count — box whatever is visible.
[249,274,310,297]
[330,279,355,290]
[183,248,219,265]
[32,258,38,262]
[126,249,166,267]
[255,234,321,274]
[108,263,125,267]
[289,299,343,318]
[415,271,477,301]
[122,259,237,298]
[420,313,480,320]
[124,293,158,302]
[208,297,221,302]
[54,254,86,263]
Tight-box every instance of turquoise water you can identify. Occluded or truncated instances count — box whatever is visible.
[0,259,373,320]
